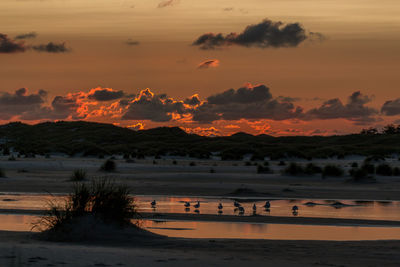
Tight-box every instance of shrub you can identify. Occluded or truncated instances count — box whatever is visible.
[153,160,157,165]
[263,161,269,166]
[8,156,16,161]
[278,161,286,166]
[0,168,5,178]
[172,160,177,165]
[376,163,393,176]
[304,163,322,175]
[362,163,375,174]
[322,165,344,178]
[209,168,215,173]
[189,161,196,166]
[351,162,358,168]
[70,169,87,181]
[349,168,369,181]
[37,178,136,231]
[393,167,400,176]
[245,161,252,166]
[284,163,304,176]
[100,159,116,172]
[257,165,272,174]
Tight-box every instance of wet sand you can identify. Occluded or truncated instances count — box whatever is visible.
[1,230,400,266]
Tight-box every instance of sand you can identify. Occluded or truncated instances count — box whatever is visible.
[1,156,400,266]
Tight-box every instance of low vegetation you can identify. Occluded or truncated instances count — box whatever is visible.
[0,168,5,178]
[36,178,136,233]
[100,159,116,172]
[322,165,344,178]
[70,169,87,181]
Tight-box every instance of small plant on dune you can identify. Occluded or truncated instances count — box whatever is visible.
[376,163,393,176]
[189,161,196,166]
[0,168,5,178]
[283,162,304,176]
[70,169,87,181]
[209,168,215,173]
[8,155,16,161]
[351,162,358,168]
[304,163,322,175]
[278,161,286,166]
[172,160,177,165]
[322,165,344,178]
[349,168,371,181]
[100,159,116,172]
[36,178,136,232]
[257,164,272,174]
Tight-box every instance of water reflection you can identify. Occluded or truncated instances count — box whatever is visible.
[141,220,400,241]
[2,214,400,241]
[1,193,400,221]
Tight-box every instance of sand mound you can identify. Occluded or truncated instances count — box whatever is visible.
[39,215,164,244]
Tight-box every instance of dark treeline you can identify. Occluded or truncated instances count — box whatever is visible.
[1,121,400,160]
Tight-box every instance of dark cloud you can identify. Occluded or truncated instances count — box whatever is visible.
[126,39,140,46]
[87,88,125,101]
[193,19,322,50]
[184,94,201,106]
[381,98,400,116]
[15,32,37,40]
[0,88,47,119]
[197,59,220,69]
[0,33,26,53]
[32,42,69,53]
[304,91,378,124]
[192,85,303,123]
[158,0,179,8]
[122,89,187,122]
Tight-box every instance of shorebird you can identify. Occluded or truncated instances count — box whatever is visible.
[252,204,257,212]
[263,201,271,209]
[234,201,241,208]
[238,206,245,214]
[151,200,156,207]
[194,201,200,209]
[218,203,223,210]
[292,205,299,215]
[184,201,190,208]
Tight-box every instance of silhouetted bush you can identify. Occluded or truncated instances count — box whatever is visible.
[304,163,322,175]
[322,165,344,178]
[278,161,286,166]
[209,168,215,173]
[245,161,252,166]
[376,163,393,176]
[393,167,400,176]
[257,165,272,174]
[0,168,5,178]
[70,169,87,181]
[349,168,369,181]
[37,178,136,231]
[172,160,177,165]
[351,162,358,168]
[153,160,157,165]
[362,163,375,174]
[189,161,196,166]
[264,161,269,166]
[284,163,305,176]
[8,156,16,161]
[100,159,116,172]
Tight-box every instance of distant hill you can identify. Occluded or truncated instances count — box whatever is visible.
[0,121,400,160]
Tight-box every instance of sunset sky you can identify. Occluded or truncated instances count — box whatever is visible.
[1,0,400,135]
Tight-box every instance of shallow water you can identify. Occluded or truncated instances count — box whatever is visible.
[1,193,400,221]
[2,214,400,241]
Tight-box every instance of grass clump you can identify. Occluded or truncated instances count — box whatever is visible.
[189,161,196,166]
[37,178,136,233]
[283,162,305,176]
[100,159,116,172]
[257,165,272,174]
[322,165,344,178]
[0,168,5,178]
[70,169,87,181]
[376,163,393,176]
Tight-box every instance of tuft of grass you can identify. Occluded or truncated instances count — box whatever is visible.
[376,163,393,176]
[304,163,322,175]
[209,168,215,173]
[36,178,136,232]
[257,165,272,174]
[189,161,196,166]
[322,165,344,178]
[283,162,304,176]
[172,160,177,165]
[8,156,16,161]
[70,169,87,181]
[0,168,5,178]
[349,168,369,181]
[100,159,116,172]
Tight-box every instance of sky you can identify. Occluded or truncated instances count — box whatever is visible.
[1,0,400,136]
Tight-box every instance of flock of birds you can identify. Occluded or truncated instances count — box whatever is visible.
[150,200,299,216]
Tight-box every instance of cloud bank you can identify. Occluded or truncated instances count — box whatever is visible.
[193,19,323,50]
